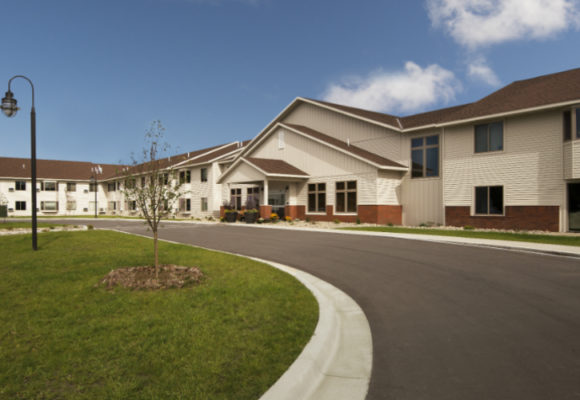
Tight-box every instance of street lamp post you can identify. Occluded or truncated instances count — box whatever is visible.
[1,76,37,251]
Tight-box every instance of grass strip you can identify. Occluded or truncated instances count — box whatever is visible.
[0,222,70,230]
[340,226,580,247]
[0,230,318,399]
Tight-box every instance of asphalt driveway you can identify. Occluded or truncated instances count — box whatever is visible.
[53,220,580,400]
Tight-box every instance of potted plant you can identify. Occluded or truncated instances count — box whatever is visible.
[223,200,238,223]
[244,197,259,224]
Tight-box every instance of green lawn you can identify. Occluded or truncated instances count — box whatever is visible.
[0,221,71,230]
[341,226,580,247]
[0,231,318,399]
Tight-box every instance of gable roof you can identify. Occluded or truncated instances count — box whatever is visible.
[439,67,580,124]
[282,123,406,170]
[0,157,121,180]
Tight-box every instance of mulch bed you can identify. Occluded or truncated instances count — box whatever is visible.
[98,264,203,290]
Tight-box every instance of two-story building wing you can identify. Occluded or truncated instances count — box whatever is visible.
[219,68,580,232]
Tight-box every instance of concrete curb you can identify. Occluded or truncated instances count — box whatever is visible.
[106,228,373,400]
[255,259,372,400]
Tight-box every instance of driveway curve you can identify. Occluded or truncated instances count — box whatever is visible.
[54,220,580,400]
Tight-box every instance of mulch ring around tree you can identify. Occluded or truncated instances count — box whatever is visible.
[97,265,204,290]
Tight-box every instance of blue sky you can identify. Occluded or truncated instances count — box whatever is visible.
[1,0,579,164]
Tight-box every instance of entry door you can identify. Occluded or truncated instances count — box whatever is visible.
[569,183,580,231]
[268,191,285,219]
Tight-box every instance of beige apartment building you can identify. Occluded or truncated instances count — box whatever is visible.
[1,68,580,231]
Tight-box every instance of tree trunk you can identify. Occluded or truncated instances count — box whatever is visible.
[154,229,159,279]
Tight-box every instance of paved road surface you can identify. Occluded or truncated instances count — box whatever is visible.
[56,220,580,400]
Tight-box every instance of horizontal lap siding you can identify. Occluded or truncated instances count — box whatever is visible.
[282,103,406,165]
[564,140,580,179]
[401,177,443,226]
[443,111,564,208]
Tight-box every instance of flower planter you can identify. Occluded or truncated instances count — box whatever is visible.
[224,211,238,223]
[245,212,258,224]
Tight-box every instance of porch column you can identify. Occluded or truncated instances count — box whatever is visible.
[260,179,272,220]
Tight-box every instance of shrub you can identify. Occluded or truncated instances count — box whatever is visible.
[285,216,292,222]
[270,213,279,222]
[463,225,475,230]
[387,223,394,227]
[87,225,94,230]
[333,219,340,224]
[257,217,264,224]
[356,217,361,225]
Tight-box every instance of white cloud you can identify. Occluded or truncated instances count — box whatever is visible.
[322,62,461,115]
[467,59,501,86]
[427,0,580,48]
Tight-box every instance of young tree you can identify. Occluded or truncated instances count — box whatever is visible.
[121,121,184,277]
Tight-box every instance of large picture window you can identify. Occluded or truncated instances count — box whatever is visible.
[335,181,356,213]
[411,135,439,178]
[475,186,503,215]
[308,183,326,213]
[475,122,503,153]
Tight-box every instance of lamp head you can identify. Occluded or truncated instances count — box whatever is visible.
[1,90,19,117]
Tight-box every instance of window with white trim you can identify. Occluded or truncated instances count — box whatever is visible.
[475,122,503,153]
[335,181,357,213]
[411,135,439,178]
[66,182,76,192]
[41,181,57,191]
[15,201,26,211]
[475,186,503,215]
[200,168,208,183]
[308,183,326,213]
[41,201,58,211]
[15,181,26,191]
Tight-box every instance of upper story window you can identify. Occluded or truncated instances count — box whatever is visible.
[66,182,76,192]
[107,182,116,192]
[411,135,439,178]
[41,181,57,191]
[200,168,208,182]
[475,121,503,153]
[15,181,26,191]
[89,183,97,192]
[179,170,191,184]
[563,109,580,141]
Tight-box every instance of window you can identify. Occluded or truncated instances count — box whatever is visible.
[41,181,57,191]
[335,181,357,213]
[89,183,97,192]
[15,181,26,191]
[179,170,191,184]
[411,135,439,178]
[308,183,326,213]
[475,122,503,153]
[41,201,58,211]
[201,168,208,182]
[179,198,191,212]
[475,186,503,215]
[108,201,117,211]
[107,182,116,192]
[15,201,26,211]
[201,197,208,212]
[66,201,77,211]
[66,182,76,192]
[230,188,242,210]
[159,173,169,186]
[564,110,572,141]
[577,109,580,139]
[127,201,137,211]
[246,187,260,208]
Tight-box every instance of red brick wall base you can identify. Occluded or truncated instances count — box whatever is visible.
[304,205,402,224]
[285,205,306,220]
[445,206,559,232]
[260,205,273,220]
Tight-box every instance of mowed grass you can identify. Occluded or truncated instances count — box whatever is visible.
[0,231,318,399]
[0,221,70,230]
[341,226,580,247]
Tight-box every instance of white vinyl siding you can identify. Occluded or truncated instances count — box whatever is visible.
[443,111,564,208]
[282,102,405,165]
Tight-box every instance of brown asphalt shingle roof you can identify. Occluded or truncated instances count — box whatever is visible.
[245,157,309,176]
[0,157,121,180]
[283,123,407,169]
[306,98,402,129]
